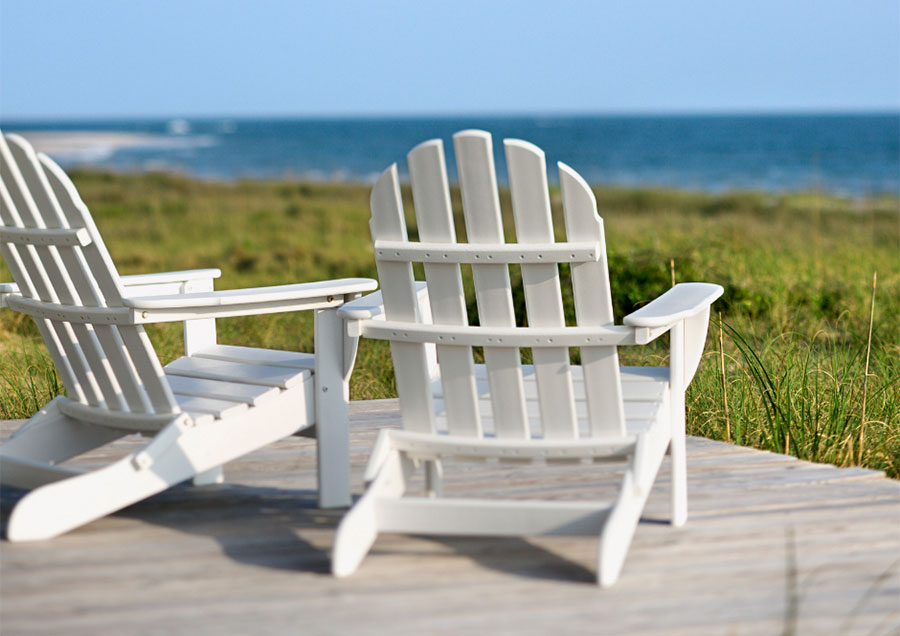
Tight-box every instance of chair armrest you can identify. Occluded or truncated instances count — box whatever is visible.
[623,283,723,329]
[337,290,388,321]
[338,282,429,335]
[120,268,222,288]
[0,270,223,306]
[124,278,377,323]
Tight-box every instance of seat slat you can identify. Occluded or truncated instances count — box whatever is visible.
[434,398,664,428]
[504,139,578,439]
[164,374,280,406]
[191,343,315,370]
[454,130,529,439]
[164,356,310,390]
[173,394,249,419]
[408,139,480,437]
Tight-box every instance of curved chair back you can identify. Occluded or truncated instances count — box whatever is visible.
[370,130,627,440]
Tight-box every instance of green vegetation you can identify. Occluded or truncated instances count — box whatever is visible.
[1,171,897,477]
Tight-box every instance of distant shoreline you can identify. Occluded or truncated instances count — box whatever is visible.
[6,114,897,196]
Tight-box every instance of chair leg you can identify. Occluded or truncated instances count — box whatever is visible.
[315,307,352,509]
[192,465,224,485]
[6,451,187,541]
[596,471,645,587]
[332,448,411,577]
[424,459,443,498]
[670,423,688,527]
[596,428,671,586]
[1,398,124,478]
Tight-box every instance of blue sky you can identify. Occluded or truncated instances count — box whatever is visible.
[1,0,897,119]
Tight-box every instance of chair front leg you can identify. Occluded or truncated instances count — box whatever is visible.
[669,320,688,526]
[181,277,218,356]
[315,306,352,508]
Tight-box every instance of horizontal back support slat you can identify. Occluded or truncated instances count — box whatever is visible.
[504,139,578,439]
[370,165,435,433]
[559,163,625,437]
[373,240,601,264]
[0,226,92,247]
[453,131,529,439]
[408,139,481,437]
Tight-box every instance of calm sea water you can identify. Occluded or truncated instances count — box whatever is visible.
[4,114,898,195]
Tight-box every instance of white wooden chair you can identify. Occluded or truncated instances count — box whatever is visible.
[332,130,723,585]
[0,132,377,541]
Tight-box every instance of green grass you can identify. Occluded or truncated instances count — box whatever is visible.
[1,171,897,477]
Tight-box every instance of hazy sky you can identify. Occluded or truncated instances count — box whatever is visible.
[1,0,897,119]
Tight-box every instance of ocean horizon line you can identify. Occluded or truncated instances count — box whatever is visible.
[2,109,898,125]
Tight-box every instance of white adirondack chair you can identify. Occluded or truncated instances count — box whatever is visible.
[332,130,723,585]
[0,132,377,541]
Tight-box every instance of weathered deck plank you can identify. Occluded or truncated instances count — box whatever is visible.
[1,399,898,635]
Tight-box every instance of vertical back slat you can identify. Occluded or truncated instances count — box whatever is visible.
[39,154,161,414]
[407,140,481,437]
[35,154,126,305]
[453,130,529,439]
[504,139,578,439]
[370,165,435,433]
[0,136,103,406]
[559,163,626,437]
[8,138,129,411]
[0,178,82,398]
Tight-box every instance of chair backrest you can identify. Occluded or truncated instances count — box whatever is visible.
[0,132,179,417]
[371,130,627,440]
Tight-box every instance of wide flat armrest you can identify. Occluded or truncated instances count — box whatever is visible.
[623,282,723,329]
[120,269,222,287]
[0,270,223,307]
[337,282,428,321]
[124,278,377,310]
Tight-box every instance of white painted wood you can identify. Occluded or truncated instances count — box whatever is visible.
[358,319,635,347]
[370,165,435,433]
[505,138,578,439]
[164,374,280,406]
[408,139,480,437]
[0,132,376,538]
[0,226,91,246]
[314,307,351,508]
[124,278,376,309]
[668,321,688,527]
[373,240,601,264]
[377,498,611,535]
[164,356,310,390]
[173,395,249,419]
[559,162,626,437]
[181,276,217,356]
[191,343,316,369]
[453,130,529,439]
[336,131,723,585]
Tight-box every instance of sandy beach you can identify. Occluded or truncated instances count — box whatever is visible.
[9,130,201,163]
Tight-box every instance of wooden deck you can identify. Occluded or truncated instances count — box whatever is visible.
[2,399,898,635]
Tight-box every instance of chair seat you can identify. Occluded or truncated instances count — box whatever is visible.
[432,365,670,436]
[164,344,315,425]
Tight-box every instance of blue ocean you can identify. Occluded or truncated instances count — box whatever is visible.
[3,113,898,195]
